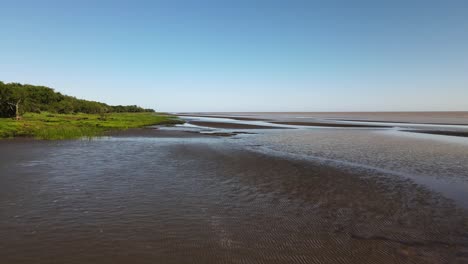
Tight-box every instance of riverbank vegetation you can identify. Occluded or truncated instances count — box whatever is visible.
[0,81,182,139]
[0,112,182,140]
[0,81,155,119]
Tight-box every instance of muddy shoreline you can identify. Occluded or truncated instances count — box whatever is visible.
[105,127,211,138]
[269,121,393,128]
[179,112,468,125]
[180,113,468,138]
[1,125,467,263]
[176,114,269,121]
[404,130,468,138]
[188,121,284,129]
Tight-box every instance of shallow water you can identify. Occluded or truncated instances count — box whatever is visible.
[178,112,468,125]
[1,120,468,263]
[178,116,468,208]
[240,129,468,208]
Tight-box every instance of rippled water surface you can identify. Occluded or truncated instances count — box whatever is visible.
[1,124,467,263]
[240,129,468,207]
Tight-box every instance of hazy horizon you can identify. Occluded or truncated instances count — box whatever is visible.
[2,1,468,112]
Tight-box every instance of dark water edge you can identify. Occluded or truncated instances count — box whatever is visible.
[0,138,467,264]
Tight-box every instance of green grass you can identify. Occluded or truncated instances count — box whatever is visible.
[0,112,183,140]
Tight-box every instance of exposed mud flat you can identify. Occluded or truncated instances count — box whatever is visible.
[177,114,269,121]
[403,130,468,138]
[182,112,468,125]
[106,127,211,138]
[0,137,467,264]
[269,121,392,128]
[106,128,255,138]
[188,121,285,129]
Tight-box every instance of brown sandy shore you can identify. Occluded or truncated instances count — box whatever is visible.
[182,112,468,125]
[106,123,468,138]
[106,127,256,137]
[332,119,468,126]
[104,126,468,138]
[177,114,270,121]
[180,113,468,137]
[269,121,393,128]
[404,130,468,138]
[188,120,284,129]
[0,130,467,264]
[106,127,211,137]
[183,119,393,129]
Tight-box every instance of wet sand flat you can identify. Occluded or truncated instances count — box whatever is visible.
[106,128,255,138]
[403,130,468,138]
[105,128,211,138]
[177,114,269,121]
[180,113,468,140]
[0,136,467,264]
[269,121,392,128]
[188,120,283,129]
[182,112,468,125]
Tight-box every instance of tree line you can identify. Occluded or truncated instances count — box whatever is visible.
[0,81,155,119]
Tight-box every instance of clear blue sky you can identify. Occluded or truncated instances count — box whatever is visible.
[1,0,467,112]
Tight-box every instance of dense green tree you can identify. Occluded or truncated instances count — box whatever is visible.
[0,82,15,117]
[0,81,155,118]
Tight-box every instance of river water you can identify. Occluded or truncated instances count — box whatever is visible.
[0,116,467,263]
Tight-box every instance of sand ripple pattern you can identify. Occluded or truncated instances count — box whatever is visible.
[0,139,467,264]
